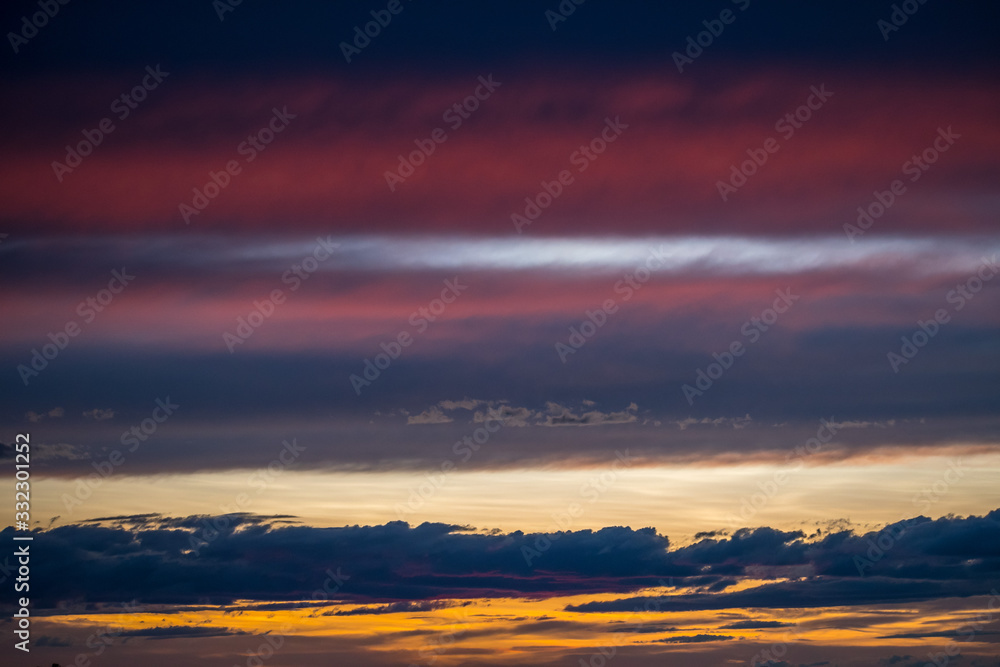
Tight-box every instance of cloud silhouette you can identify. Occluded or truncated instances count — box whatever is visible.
[10,509,998,611]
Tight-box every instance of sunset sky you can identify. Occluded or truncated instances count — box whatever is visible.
[2,1,999,666]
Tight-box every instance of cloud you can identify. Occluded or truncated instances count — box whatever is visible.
[653,634,734,643]
[3,66,997,237]
[25,407,65,422]
[14,509,1000,611]
[693,530,729,540]
[719,620,794,629]
[406,399,643,429]
[567,578,996,614]
[406,406,453,425]
[437,398,485,411]
[325,600,469,616]
[30,442,90,460]
[830,420,896,429]
[472,404,533,428]
[3,234,999,470]
[35,635,72,647]
[540,402,638,427]
[675,415,752,430]
[609,622,678,634]
[120,626,250,639]
[879,629,1000,639]
[83,408,115,421]
[10,403,998,476]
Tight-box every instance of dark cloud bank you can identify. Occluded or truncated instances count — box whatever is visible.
[6,509,998,612]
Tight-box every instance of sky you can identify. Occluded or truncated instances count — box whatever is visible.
[1,1,999,665]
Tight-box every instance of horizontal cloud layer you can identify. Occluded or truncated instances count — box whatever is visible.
[1,68,997,235]
[5,234,1000,278]
[11,509,998,610]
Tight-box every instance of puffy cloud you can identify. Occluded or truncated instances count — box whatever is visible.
[406,406,453,425]
[437,398,485,411]
[473,404,534,428]
[15,509,1000,611]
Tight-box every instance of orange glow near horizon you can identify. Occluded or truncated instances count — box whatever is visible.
[29,453,1000,539]
[32,591,1000,666]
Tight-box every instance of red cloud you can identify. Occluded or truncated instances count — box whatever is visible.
[1,67,997,235]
